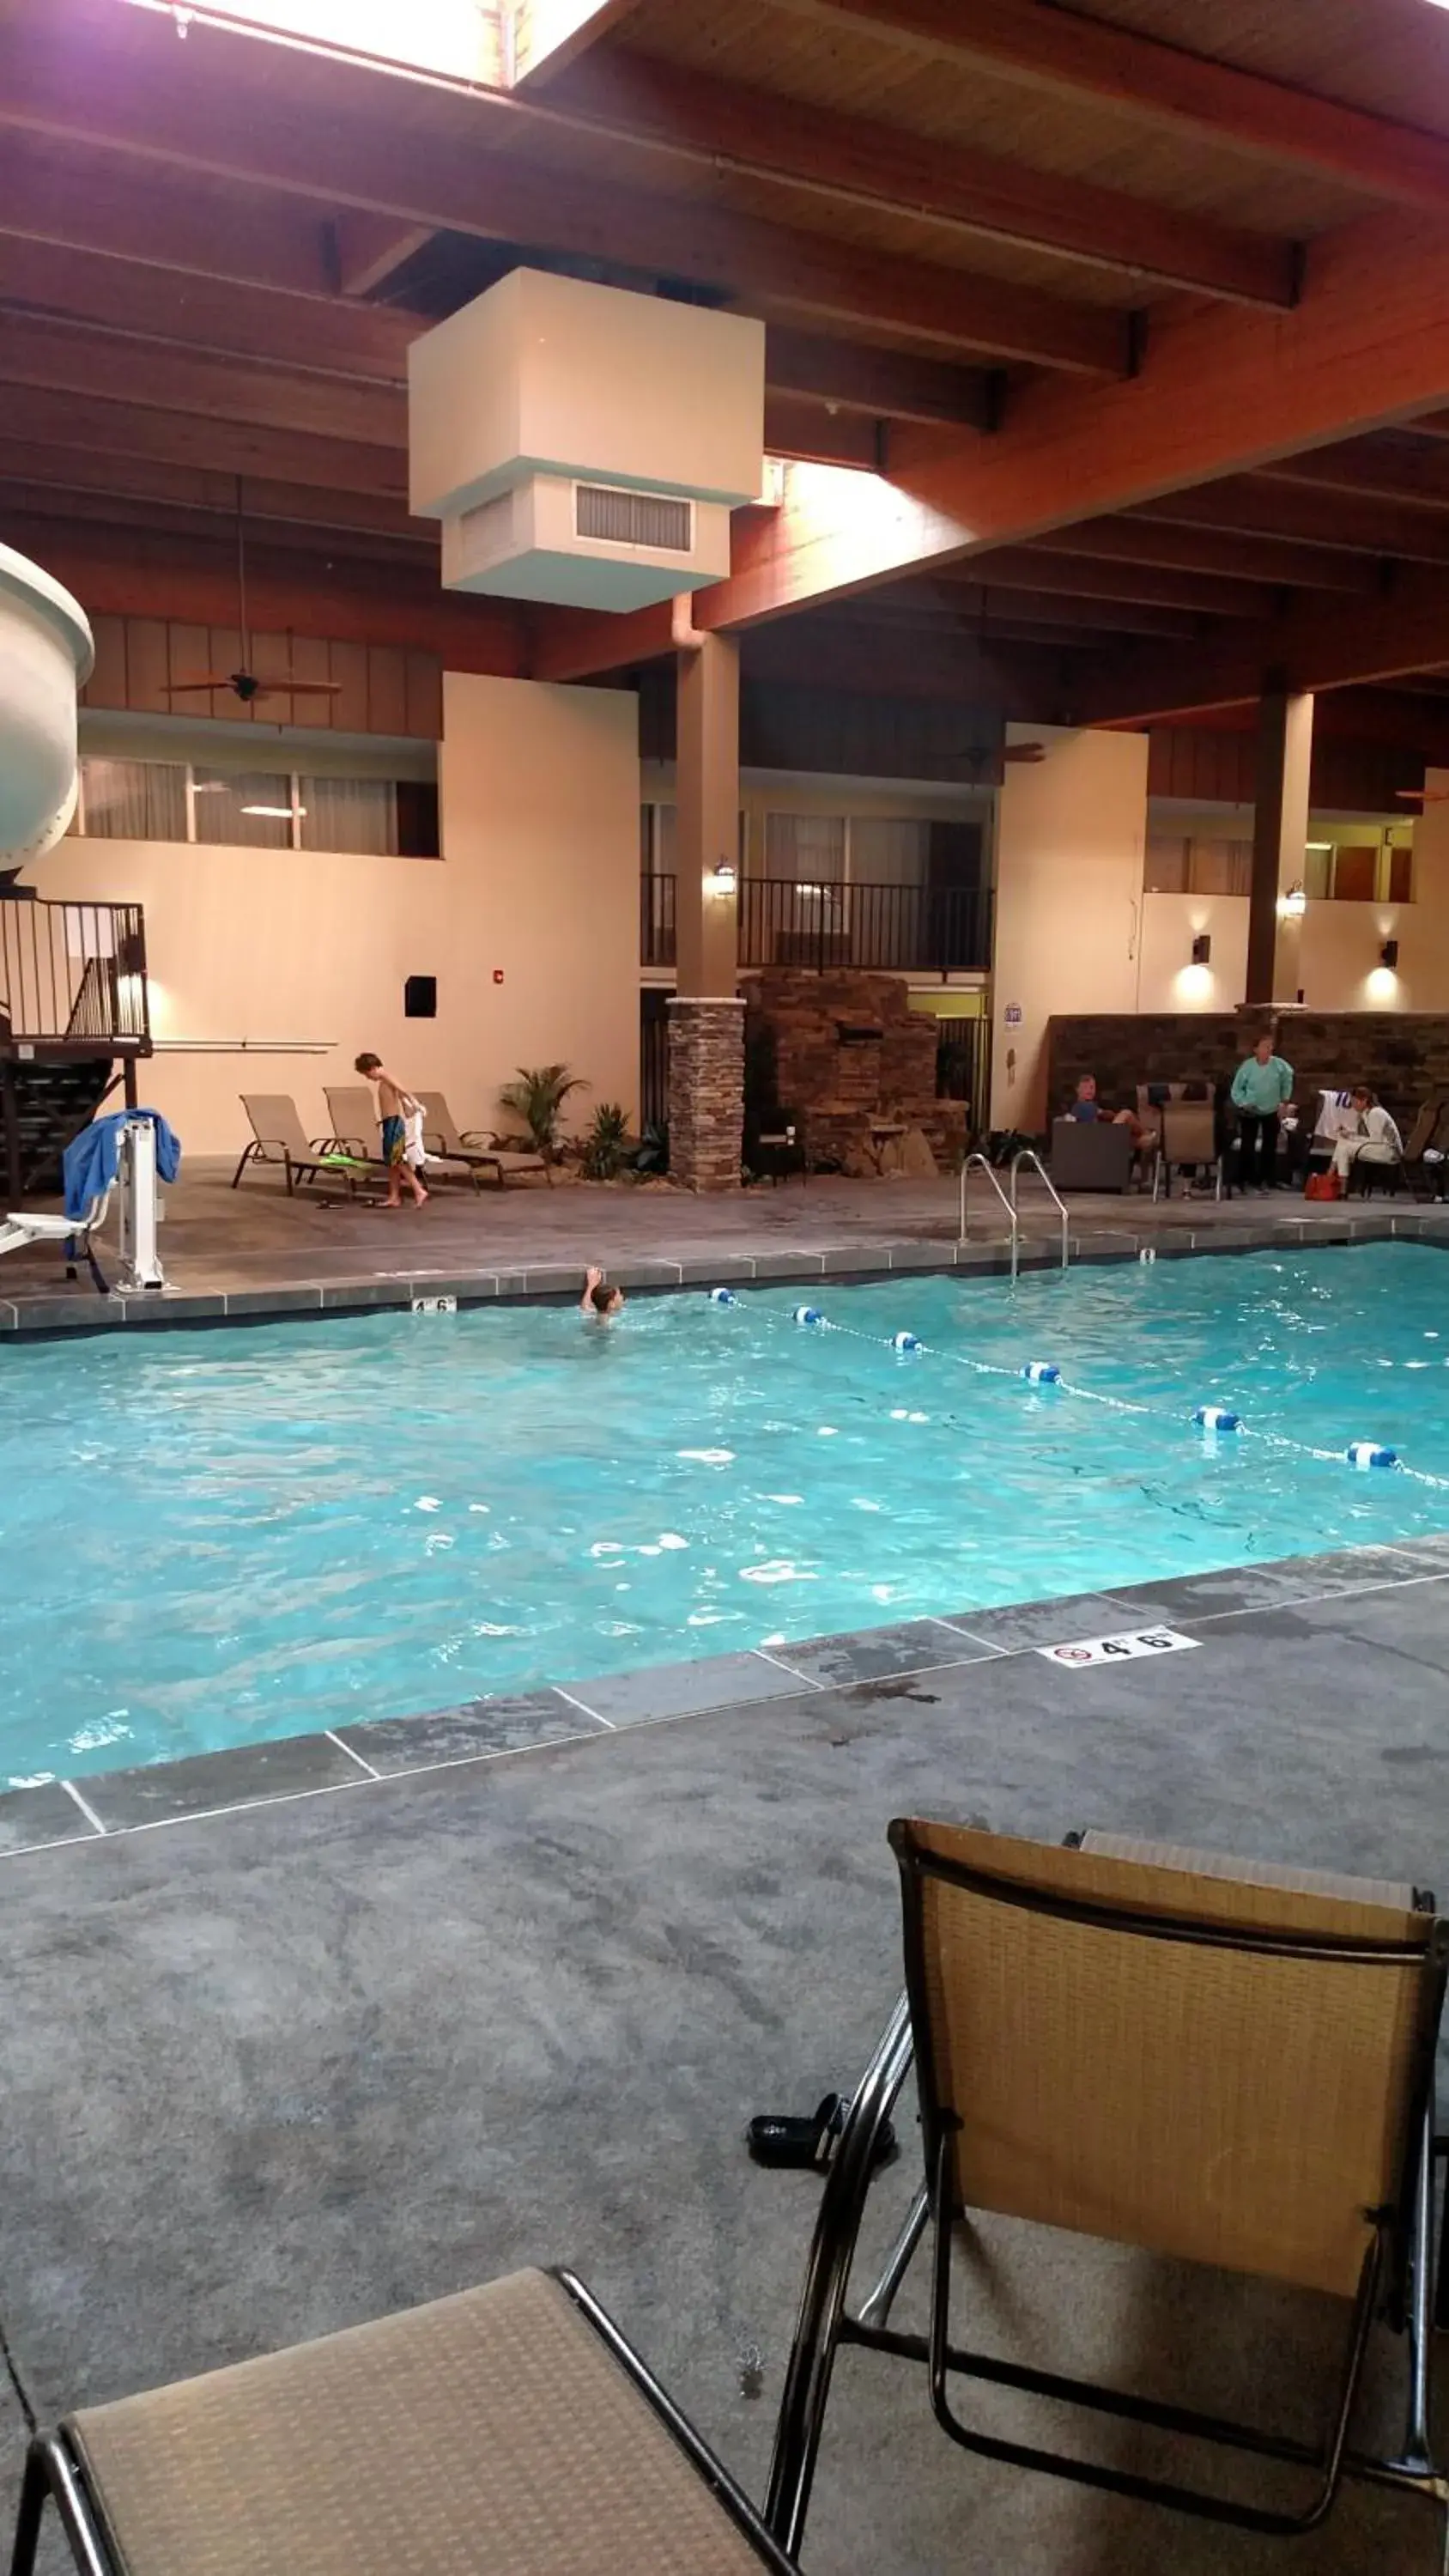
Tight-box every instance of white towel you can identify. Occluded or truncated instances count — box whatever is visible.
[403,1107,427,1170]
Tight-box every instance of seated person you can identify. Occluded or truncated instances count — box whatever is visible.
[1282,1085,1359,1182]
[1331,1086,1403,1185]
[1065,1074,1141,1137]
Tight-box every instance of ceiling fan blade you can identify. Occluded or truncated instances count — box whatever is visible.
[162,677,235,693]
[247,677,346,696]
[1002,742,1046,763]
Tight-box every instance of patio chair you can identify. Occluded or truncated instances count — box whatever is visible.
[416,1091,552,1188]
[765,1820,1449,2561]
[1048,1117,1132,1193]
[230,1095,378,1197]
[10,2266,798,2576]
[1152,1097,1224,1200]
[1402,1098,1449,1201]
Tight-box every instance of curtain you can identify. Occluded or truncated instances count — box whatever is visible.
[848,816,930,886]
[192,771,292,849]
[763,811,846,883]
[80,758,187,842]
[300,775,398,855]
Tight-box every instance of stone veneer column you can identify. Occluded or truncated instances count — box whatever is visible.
[667,994,745,1192]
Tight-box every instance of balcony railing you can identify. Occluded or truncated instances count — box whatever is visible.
[0,899,151,1051]
[640,875,991,975]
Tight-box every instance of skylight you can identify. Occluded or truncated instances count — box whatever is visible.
[128,0,500,84]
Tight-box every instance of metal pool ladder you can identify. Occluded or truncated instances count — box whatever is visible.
[1011,1148,1070,1273]
[958,1151,1022,1279]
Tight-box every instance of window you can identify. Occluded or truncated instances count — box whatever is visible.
[76,757,187,842]
[300,775,397,856]
[191,770,293,849]
[849,817,930,885]
[1144,835,1251,896]
[71,757,437,855]
[763,812,846,883]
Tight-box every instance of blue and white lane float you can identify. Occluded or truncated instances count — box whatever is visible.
[706,1291,1426,1481]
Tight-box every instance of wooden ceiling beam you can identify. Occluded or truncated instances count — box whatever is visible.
[330,212,434,299]
[932,545,1279,620]
[764,330,991,429]
[542,45,1296,307]
[778,0,1449,213]
[0,236,416,384]
[692,204,1449,634]
[1260,438,1449,513]
[1078,562,1449,725]
[762,398,883,472]
[0,382,409,501]
[0,439,425,542]
[1042,512,1374,594]
[0,479,432,568]
[0,311,407,447]
[0,5,1125,372]
[0,127,337,300]
[1130,482,1449,569]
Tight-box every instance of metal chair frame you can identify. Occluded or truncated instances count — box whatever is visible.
[9,2271,801,2576]
[765,1840,1449,2564]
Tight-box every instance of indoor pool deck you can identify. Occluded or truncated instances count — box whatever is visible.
[0,1162,1446,1329]
[3,1545,1449,2575]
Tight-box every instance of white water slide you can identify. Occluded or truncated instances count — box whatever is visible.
[0,542,94,864]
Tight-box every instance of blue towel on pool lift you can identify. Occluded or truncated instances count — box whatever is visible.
[64,1110,181,1224]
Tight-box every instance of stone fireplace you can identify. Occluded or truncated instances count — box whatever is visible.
[743,969,967,1173]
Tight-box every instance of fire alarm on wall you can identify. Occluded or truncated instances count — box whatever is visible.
[493,969,505,985]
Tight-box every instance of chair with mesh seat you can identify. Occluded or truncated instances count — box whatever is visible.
[415,1091,551,1188]
[230,1095,382,1198]
[764,1820,1449,2562]
[10,2265,799,2576]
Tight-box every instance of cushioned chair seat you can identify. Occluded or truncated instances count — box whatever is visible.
[66,2269,767,2576]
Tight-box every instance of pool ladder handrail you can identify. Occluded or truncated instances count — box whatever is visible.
[958,1151,1022,1280]
[1010,1147,1070,1272]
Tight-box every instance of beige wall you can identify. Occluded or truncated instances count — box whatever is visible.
[1137,775,1449,1013]
[25,672,640,1157]
[991,724,1149,1127]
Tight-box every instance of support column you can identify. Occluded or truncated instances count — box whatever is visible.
[669,632,744,1190]
[1246,686,1313,1006]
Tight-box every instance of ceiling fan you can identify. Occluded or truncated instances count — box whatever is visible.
[163,480,343,706]
[1397,785,1449,804]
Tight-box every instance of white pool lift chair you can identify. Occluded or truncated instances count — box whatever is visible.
[0,1176,115,1292]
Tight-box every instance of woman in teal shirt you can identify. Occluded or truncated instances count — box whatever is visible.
[1231,1031,1294,1192]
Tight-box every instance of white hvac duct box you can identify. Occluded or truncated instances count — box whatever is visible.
[409,269,765,611]
[0,544,93,865]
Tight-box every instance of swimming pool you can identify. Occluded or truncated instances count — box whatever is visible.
[3,1242,1448,1783]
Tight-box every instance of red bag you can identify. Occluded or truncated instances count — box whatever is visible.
[1304,1171,1342,1201]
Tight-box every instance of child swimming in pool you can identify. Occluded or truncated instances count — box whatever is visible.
[355,1053,429,1209]
[580,1264,624,1321]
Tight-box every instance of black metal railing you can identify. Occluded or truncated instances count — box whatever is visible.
[640,875,991,975]
[640,871,676,968]
[0,900,150,1050]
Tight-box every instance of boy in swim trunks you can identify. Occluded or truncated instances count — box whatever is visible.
[355,1053,429,1209]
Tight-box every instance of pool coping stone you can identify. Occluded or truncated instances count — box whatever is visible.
[4,1536,1447,1863]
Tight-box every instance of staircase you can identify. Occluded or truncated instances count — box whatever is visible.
[4,1060,116,1199]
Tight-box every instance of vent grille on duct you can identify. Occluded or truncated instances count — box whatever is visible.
[574,483,693,551]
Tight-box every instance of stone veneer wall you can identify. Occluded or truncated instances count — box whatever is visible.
[743,969,967,1173]
[667,995,745,1192]
[1048,1011,1449,1125]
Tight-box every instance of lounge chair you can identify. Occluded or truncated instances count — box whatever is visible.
[1407,1098,1449,1201]
[416,1091,551,1188]
[10,2266,798,2576]
[0,1174,114,1291]
[1048,1116,1132,1192]
[231,1095,381,1197]
[324,1084,495,1193]
[765,1820,1449,2561]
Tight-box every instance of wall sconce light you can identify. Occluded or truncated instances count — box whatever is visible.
[707,859,737,897]
[1190,933,1211,965]
[1278,882,1307,919]
[1380,937,1400,969]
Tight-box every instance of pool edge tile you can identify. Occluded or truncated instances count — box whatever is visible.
[80,1730,367,1832]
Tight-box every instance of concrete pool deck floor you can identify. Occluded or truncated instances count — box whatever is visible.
[3,1540,1449,2573]
[0,1160,1445,1328]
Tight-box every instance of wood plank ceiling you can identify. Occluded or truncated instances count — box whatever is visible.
[6,0,1449,739]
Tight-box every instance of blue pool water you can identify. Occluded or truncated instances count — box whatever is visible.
[3,1242,1449,1783]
